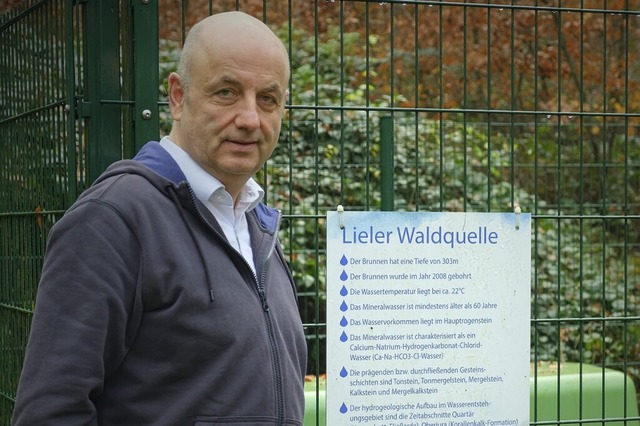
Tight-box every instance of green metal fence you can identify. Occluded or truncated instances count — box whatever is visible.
[1,0,639,424]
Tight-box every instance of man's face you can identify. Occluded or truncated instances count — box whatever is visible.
[169,30,288,194]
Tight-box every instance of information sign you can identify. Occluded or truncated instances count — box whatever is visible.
[326,211,531,426]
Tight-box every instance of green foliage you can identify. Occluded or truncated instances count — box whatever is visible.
[157,25,640,381]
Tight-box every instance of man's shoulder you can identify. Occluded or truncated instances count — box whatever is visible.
[68,164,170,220]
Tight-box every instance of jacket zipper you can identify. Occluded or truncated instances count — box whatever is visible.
[261,212,284,426]
[185,184,286,425]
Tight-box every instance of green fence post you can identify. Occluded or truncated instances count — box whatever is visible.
[83,0,122,182]
[380,116,394,211]
[131,0,159,153]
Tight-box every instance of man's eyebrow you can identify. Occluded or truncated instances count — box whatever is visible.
[212,75,284,96]
[213,75,242,87]
[261,83,285,97]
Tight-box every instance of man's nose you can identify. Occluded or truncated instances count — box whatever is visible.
[234,97,261,130]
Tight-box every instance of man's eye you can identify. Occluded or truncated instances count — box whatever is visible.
[217,89,235,97]
[259,95,278,106]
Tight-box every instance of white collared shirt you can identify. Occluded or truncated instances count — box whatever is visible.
[159,137,263,274]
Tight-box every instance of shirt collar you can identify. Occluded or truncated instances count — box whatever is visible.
[159,136,264,212]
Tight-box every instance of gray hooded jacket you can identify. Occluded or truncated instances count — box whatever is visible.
[12,141,307,425]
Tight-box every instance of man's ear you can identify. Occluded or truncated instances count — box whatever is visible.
[168,72,184,120]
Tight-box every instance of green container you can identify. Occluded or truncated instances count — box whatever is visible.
[304,363,639,425]
[304,379,327,426]
[531,362,639,426]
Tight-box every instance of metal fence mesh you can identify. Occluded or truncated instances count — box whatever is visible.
[1,0,639,425]
[1,0,74,420]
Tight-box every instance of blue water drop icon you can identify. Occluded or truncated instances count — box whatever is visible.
[340,331,348,342]
[340,316,348,327]
[340,270,348,281]
[340,285,348,296]
[340,367,348,377]
[340,254,348,266]
[340,403,348,414]
[340,301,348,312]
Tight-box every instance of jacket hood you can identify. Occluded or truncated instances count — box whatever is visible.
[95,141,186,187]
[133,141,187,184]
[95,141,280,232]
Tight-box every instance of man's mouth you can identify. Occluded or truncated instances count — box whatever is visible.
[225,139,258,151]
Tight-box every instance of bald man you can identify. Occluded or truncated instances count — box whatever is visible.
[13,12,307,426]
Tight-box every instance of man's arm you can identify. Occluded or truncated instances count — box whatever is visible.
[12,200,141,425]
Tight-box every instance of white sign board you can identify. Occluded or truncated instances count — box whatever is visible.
[326,211,531,426]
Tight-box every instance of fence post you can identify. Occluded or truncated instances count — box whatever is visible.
[131,0,159,153]
[83,0,122,182]
[380,116,394,211]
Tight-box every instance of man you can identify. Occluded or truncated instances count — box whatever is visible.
[13,11,307,426]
